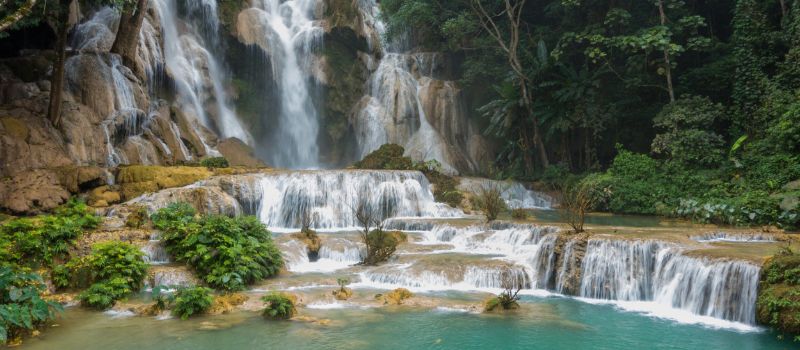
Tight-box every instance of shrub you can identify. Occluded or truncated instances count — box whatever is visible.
[84,242,148,289]
[472,183,507,222]
[155,205,283,291]
[150,202,196,232]
[0,199,99,267]
[78,277,132,310]
[200,157,230,168]
[172,287,214,320]
[559,180,598,233]
[511,209,528,220]
[261,292,296,320]
[354,145,464,208]
[74,242,148,310]
[362,230,405,266]
[483,269,521,312]
[0,267,63,345]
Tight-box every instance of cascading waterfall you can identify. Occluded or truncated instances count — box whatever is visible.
[280,236,364,273]
[577,239,760,324]
[246,0,323,168]
[150,0,251,146]
[245,170,461,230]
[352,0,475,175]
[355,220,762,325]
[691,232,776,243]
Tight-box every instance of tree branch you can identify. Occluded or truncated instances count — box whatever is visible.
[0,0,38,33]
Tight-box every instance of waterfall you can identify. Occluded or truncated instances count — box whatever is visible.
[245,0,323,168]
[691,232,776,243]
[151,0,251,146]
[578,239,760,324]
[350,1,478,175]
[281,236,364,273]
[245,170,461,230]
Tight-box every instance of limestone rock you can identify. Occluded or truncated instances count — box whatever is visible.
[380,288,413,305]
[218,138,267,167]
[89,186,122,207]
[0,170,71,214]
[117,165,213,200]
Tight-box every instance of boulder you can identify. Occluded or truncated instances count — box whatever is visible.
[218,138,267,167]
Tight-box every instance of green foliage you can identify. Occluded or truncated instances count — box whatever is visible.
[200,157,230,168]
[354,144,464,207]
[75,241,148,310]
[172,287,214,320]
[78,278,132,310]
[0,199,99,267]
[361,230,406,266]
[757,251,800,337]
[651,96,726,167]
[261,293,296,320]
[353,144,413,170]
[0,267,63,344]
[153,204,283,291]
[83,242,148,290]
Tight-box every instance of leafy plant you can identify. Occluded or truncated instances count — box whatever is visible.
[0,199,99,267]
[154,205,283,291]
[0,267,63,344]
[172,287,214,320]
[78,277,132,310]
[74,242,148,310]
[261,293,296,320]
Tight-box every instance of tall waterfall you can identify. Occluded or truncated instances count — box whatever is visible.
[150,0,251,145]
[243,0,324,168]
[352,1,478,175]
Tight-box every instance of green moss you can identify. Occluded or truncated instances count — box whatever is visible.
[117,166,213,200]
[353,144,464,207]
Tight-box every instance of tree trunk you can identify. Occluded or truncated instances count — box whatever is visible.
[0,0,38,32]
[657,0,676,102]
[47,0,72,128]
[111,0,149,69]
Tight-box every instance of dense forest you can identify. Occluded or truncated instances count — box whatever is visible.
[382,0,799,229]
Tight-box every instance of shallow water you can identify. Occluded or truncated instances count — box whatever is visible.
[22,296,789,350]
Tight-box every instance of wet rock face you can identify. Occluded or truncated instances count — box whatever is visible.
[553,233,589,295]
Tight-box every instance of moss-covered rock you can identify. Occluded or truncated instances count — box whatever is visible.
[332,287,353,300]
[209,293,249,315]
[381,288,413,305]
[757,250,800,339]
[116,165,213,200]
